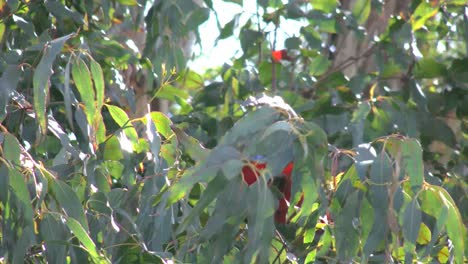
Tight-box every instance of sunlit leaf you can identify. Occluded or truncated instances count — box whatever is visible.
[149,111,173,139]
[72,57,96,127]
[116,0,137,5]
[106,104,139,152]
[416,223,431,245]
[411,1,438,31]
[312,0,337,13]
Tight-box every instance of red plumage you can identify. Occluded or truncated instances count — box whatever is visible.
[241,161,302,223]
[271,49,291,63]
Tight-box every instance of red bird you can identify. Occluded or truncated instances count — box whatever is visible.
[271,49,292,63]
[241,161,303,223]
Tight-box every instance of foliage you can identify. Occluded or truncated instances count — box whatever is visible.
[0,0,467,263]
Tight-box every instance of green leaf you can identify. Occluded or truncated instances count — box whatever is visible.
[51,179,89,232]
[116,0,137,5]
[172,126,209,162]
[0,165,9,203]
[402,199,421,254]
[411,1,438,31]
[352,0,371,25]
[218,14,239,41]
[33,34,74,135]
[106,104,139,151]
[334,191,360,262]
[149,111,174,139]
[0,22,5,40]
[220,107,281,145]
[90,59,105,112]
[40,214,69,264]
[285,37,301,49]
[44,0,84,24]
[351,102,371,123]
[245,179,275,263]
[309,55,330,76]
[180,70,204,90]
[421,119,457,148]
[12,226,33,264]
[437,187,466,263]
[312,0,337,13]
[414,58,447,78]
[400,138,423,192]
[416,223,431,245]
[186,7,210,29]
[177,173,228,234]
[145,112,161,169]
[103,136,124,161]
[155,84,189,101]
[72,57,96,127]
[63,59,73,129]
[12,15,35,36]
[3,133,21,163]
[9,169,34,226]
[258,61,281,85]
[221,159,243,180]
[0,65,21,122]
[65,217,109,263]
[419,185,465,263]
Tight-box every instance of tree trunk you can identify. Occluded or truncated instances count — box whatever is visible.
[333,0,410,79]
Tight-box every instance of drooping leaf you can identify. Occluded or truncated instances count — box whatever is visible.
[334,191,360,262]
[40,214,69,264]
[9,169,34,226]
[89,58,105,112]
[33,34,74,135]
[0,65,20,122]
[402,199,421,259]
[400,138,424,192]
[63,58,74,129]
[65,217,109,263]
[72,57,96,127]
[419,185,466,263]
[3,133,21,163]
